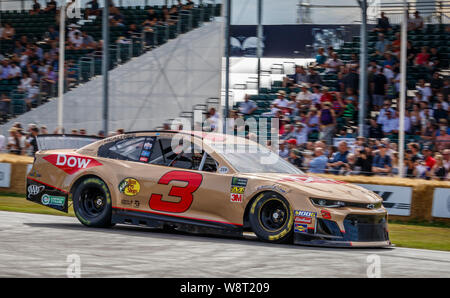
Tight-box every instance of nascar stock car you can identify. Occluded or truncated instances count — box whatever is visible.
[26,131,390,247]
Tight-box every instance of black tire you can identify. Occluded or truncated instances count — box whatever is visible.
[248,192,294,243]
[72,177,113,228]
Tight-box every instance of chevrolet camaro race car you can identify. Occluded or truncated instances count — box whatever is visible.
[26,131,391,247]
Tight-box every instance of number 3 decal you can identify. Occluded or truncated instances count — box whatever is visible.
[149,171,203,213]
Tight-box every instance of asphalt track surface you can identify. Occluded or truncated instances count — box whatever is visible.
[1,211,449,278]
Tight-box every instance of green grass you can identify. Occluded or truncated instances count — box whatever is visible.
[1,194,449,251]
[389,223,450,251]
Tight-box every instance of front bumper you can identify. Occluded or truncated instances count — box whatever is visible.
[293,214,391,248]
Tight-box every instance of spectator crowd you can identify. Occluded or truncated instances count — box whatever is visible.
[223,11,449,180]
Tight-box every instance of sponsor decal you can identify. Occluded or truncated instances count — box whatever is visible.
[230,177,247,203]
[139,156,149,162]
[231,177,248,187]
[121,199,132,205]
[295,216,312,224]
[43,154,102,175]
[218,166,229,174]
[256,184,288,193]
[230,193,243,203]
[321,209,332,219]
[357,184,412,216]
[278,175,346,184]
[230,186,245,194]
[133,200,140,208]
[294,210,317,217]
[28,169,41,178]
[294,223,308,233]
[143,142,153,150]
[118,178,141,196]
[41,194,65,207]
[27,184,44,198]
[141,150,151,157]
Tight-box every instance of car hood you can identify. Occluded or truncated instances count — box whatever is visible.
[247,173,380,204]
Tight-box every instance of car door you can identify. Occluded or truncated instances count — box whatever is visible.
[141,134,244,226]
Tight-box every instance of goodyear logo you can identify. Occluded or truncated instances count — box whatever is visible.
[294,210,317,217]
[230,186,245,194]
[119,178,141,196]
[294,223,308,233]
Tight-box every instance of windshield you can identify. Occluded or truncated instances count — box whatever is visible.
[211,143,304,174]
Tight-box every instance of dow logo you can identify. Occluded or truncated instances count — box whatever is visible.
[66,0,82,19]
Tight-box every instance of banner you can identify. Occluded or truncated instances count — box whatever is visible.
[230,24,366,58]
[357,184,412,216]
[431,188,450,218]
[0,163,11,188]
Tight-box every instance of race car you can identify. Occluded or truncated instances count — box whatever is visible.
[26,131,390,247]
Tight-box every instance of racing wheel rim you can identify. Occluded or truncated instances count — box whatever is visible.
[258,198,288,232]
[79,186,106,218]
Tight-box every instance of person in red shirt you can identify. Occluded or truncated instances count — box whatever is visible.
[320,86,333,103]
[422,146,436,169]
[415,46,430,66]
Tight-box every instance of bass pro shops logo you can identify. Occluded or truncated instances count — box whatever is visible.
[44,154,102,175]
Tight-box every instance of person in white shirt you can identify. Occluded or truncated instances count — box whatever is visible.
[70,31,83,48]
[19,73,32,92]
[296,83,313,104]
[272,91,289,110]
[325,52,343,73]
[8,63,21,78]
[416,79,432,101]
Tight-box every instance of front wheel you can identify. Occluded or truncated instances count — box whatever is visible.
[248,192,294,243]
[72,177,113,228]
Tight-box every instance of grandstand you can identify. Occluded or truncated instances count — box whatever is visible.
[0,2,221,122]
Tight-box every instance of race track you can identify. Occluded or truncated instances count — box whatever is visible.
[1,211,449,278]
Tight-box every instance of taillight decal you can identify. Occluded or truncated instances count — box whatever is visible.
[43,154,102,175]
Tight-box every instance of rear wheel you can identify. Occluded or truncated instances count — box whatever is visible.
[72,177,113,228]
[248,192,294,243]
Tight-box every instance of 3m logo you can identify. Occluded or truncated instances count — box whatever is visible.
[44,154,102,175]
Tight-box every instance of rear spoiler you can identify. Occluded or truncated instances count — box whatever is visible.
[37,134,104,151]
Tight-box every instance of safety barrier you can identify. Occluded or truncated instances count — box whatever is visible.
[317,174,450,223]
[0,154,448,223]
[0,154,33,195]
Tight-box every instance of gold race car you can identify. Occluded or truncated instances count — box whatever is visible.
[26,131,390,247]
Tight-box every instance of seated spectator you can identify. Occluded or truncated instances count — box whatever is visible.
[296,83,313,106]
[308,147,328,173]
[44,26,59,42]
[69,31,83,49]
[44,0,57,13]
[307,67,322,87]
[436,126,450,151]
[1,23,15,40]
[415,46,430,66]
[80,31,95,49]
[416,79,432,101]
[372,144,392,175]
[324,52,343,73]
[0,93,11,117]
[370,68,387,109]
[375,33,390,55]
[315,47,327,66]
[271,91,289,113]
[375,12,392,33]
[410,11,424,31]
[283,65,308,87]
[430,72,444,95]
[431,154,447,180]
[239,94,257,115]
[327,141,349,174]
[30,0,41,15]
[318,101,336,144]
[288,149,303,169]
[85,0,100,18]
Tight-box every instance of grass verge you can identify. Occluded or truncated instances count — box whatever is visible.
[1,195,449,251]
